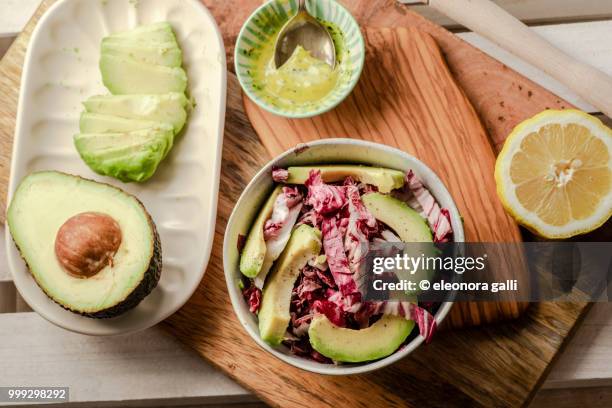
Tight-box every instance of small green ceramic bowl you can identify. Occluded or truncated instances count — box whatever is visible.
[234,0,365,118]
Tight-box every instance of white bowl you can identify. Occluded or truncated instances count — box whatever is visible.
[223,138,464,374]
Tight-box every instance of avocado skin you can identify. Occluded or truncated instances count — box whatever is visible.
[11,172,162,319]
[85,214,161,318]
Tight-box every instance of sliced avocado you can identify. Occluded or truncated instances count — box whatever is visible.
[108,22,177,44]
[80,112,170,134]
[240,186,282,278]
[258,225,322,345]
[362,193,432,242]
[83,93,188,134]
[363,192,434,294]
[75,126,174,156]
[7,171,162,318]
[101,39,182,67]
[309,314,414,362]
[285,165,405,193]
[74,128,173,182]
[100,54,187,94]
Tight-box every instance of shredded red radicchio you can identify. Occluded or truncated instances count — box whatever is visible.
[242,284,262,313]
[404,170,453,243]
[263,187,303,240]
[344,183,378,291]
[305,170,346,215]
[271,167,289,183]
[321,217,361,302]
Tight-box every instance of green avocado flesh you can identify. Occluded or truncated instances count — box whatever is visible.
[362,193,432,242]
[83,93,188,134]
[100,54,187,94]
[7,171,161,318]
[285,165,405,193]
[74,128,174,182]
[101,40,182,67]
[80,112,168,134]
[108,22,177,44]
[363,192,434,294]
[309,314,414,362]
[258,225,322,346]
[76,22,189,183]
[240,186,282,278]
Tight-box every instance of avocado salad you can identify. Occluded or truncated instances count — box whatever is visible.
[239,165,453,363]
[76,22,190,182]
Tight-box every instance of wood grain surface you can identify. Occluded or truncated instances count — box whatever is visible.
[0,1,591,408]
[245,27,526,328]
[163,75,589,408]
[0,0,576,217]
[202,0,573,148]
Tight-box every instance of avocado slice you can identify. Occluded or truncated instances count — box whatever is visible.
[258,224,322,345]
[363,192,434,295]
[285,165,405,193]
[75,126,173,157]
[108,22,177,44]
[101,39,182,67]
[309,314,414,362]
[83,93,188,134]
[240,186,282,278]
[79,112,170,134]
[100,54,187,94]
[362,192,432,242]
[7,171,162,318]
[74,128,174,182]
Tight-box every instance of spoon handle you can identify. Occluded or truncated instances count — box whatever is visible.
[298,0,306,12]
[429,0,612,116]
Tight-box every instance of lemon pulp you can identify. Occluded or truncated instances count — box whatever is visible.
[496,110,612,238]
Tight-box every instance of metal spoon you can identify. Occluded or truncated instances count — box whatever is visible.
[273,0,336,69]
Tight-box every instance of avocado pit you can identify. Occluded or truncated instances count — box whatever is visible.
[54,211,122,278]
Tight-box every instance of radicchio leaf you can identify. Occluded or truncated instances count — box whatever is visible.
[305,170,346,215]
[344,184,378,292]
[255,187,304,289]
[242,284,262,313]
[403,170,453,243]
[313,299,346,327]
[321,217,360,303]
[271,167,289,182]
[263,187,303,240]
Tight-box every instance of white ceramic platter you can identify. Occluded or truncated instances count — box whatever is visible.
[6,0,226,335]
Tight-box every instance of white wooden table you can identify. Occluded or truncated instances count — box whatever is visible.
[1,1,611,407]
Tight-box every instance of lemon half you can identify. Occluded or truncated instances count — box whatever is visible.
[495,109,612,238]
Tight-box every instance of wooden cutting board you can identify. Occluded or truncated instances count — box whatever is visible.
[245,26,529,328]
[0,2,591,408]
[203,0,573,150]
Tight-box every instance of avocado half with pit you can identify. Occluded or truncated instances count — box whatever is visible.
[7,171,162,318]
